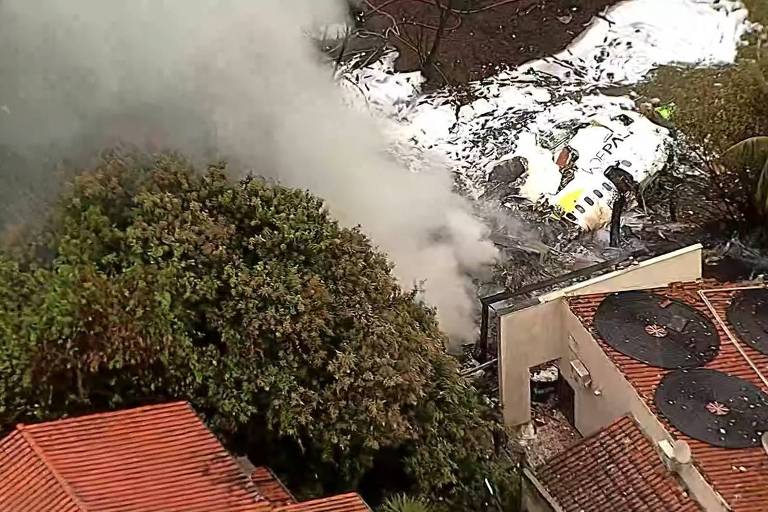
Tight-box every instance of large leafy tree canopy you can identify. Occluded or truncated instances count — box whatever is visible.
[0,154,516,510]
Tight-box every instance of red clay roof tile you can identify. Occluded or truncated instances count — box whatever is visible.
[567,281,768,512]
[0,402,375,512]
[0,431,81,512]
[536,416,701,512]
[251,466,296,506]
[0,402,271,512]
[275,493,370,512]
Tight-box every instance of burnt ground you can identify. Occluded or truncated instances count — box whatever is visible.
[357,0,619,85]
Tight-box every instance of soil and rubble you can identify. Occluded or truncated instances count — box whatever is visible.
[523,401,582,467]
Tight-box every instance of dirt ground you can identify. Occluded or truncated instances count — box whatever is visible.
[358,0,619,84]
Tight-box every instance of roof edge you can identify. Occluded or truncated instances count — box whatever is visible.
[19,401,191,431]
[522,467,566,512]
[275,492,371,512]
[17,424,89,512]
[539,243,703,302]
[252,466,297,504]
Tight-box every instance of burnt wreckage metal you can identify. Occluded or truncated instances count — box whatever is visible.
[477,247,660,361]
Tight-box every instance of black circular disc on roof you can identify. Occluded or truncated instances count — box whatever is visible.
[655,369,768,448]
[727,288,768,356]
[594,291,720,369]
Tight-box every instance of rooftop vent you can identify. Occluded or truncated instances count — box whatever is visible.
[655,368,768,449]
[659,438,692,469]
[594,291,720,369]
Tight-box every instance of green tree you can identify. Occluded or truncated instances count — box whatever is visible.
[0,153,517,510]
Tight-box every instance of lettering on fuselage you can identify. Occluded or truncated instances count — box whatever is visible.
[588,133,628,168]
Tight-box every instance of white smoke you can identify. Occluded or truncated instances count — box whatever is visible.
[0,0,497,344]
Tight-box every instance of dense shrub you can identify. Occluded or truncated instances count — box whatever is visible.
[0,153,518,510]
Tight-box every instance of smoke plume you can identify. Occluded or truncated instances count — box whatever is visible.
[0,0,497,344]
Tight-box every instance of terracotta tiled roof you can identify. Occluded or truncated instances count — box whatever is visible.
[252,466,296,506]
[535,415,701,512]
[249,468,370,512]
[0,401,373,512]
[275,493,370,512]
[0,431,82,512]
[567,281,768,511]
[0,401,271,512]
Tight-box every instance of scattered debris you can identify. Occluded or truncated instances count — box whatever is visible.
[521,400,581,467]
[341,0,752,238]
[530,364,559,403]
[655,103,676,121]
[530,365,559,383]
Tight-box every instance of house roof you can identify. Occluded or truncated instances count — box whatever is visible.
[535,415,702,512]
[0,430,83,512]
[0,402,369,512]
[249,468,369,511]
[251,467,296,506]
[567,280,768,512]
[0,401,269,512]
[274,494,369,512]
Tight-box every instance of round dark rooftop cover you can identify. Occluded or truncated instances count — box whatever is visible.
[594,291,720,369]
[727,288,768,356]
[655,368,768,448]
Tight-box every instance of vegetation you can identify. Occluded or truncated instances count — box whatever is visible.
[0,153,518,510]
[679,57,768,241]
[637,57,768,152]
[380,494,434,512]
[700,135,768,244]
[637,1,768,152]
[637,6,768,242]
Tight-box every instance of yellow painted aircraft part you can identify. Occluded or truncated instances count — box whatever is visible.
[556,187,584,212]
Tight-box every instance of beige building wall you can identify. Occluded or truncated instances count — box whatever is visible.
[500,244,730,511]
[500,300,666,435]
[500,243,703,427]
[554,309,728,511]
[499,299,566,426]
[540,243,703,301]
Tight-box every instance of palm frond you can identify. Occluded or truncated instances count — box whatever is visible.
[755,157,768,215]
[379,494,433,512]
[722,136,768,217]
[723,136,768,172]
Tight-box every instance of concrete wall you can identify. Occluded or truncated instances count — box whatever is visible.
[499,299,566,425]
[540,244,703,301]
[560,308,728,511]
[561,308,651,435]
[510,307,728,511]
